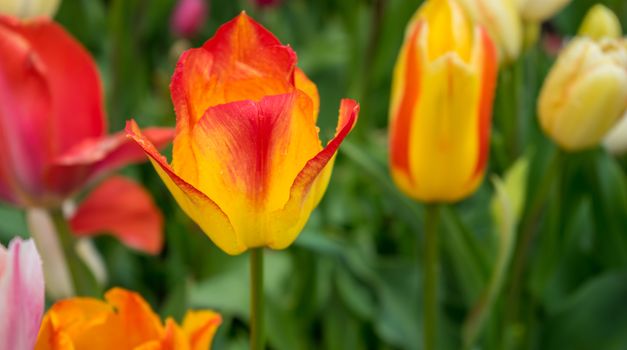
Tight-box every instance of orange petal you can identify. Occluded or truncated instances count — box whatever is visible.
[295,67,320,121]
[182,311,222,350]
[125,120,243,255]
[70,176,164,255]
[170,12,296,130]
[270,99,359,249]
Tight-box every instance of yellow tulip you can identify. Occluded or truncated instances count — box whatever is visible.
[578,4,622,40]
[455,0,522,62]
[389,0,498,203]
[538,38,627,151]
[0,0,60,18]
[35,288,221,350]
[517,0,571,22]
[127,13,359,255]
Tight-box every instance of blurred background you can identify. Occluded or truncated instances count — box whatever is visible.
[1,0,627,349]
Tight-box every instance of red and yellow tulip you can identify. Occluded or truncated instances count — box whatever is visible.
[35,288,221,350]
[127,13,359,255]
[388,0,497,203]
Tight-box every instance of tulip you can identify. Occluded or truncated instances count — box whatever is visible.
[455,0,522,62]
[0,16,173,208]
[127,13,359,255]
[0,238,45,350]
[604,110,627,155]
[388,0,498,203]
[171,0,207,38]
[538,38,627,151]
[578,4,622,41]
[516,0,571,22]
[0,0,60,18]
[0,16,172,296]
[35,287,221,349]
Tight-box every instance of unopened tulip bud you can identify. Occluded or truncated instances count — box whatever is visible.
[455,0,522,62]
[0,0,60,18]
[578,4,622,40]
[538,38,627,151]
[517,0,571,22]
[389,0,498,202]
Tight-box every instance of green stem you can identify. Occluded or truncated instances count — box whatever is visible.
[49,208,100,297]
[504,149,562,346]
[423,204,440,350]
[250,248,265,350]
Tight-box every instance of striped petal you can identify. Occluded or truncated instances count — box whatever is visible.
[269,99,359,249]
[170,12,297,184]
[125,120,242,255]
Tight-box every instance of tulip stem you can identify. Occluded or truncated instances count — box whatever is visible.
[49,208,100,297]
[504,148,562,345]
[250,248,265,350]
[423,204,440,350]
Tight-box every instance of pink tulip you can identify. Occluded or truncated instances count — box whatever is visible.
[0,16,174,208]
[0,238,44,350]
[171,0,207,38]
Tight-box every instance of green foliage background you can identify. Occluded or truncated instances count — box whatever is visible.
[2,0,627,349]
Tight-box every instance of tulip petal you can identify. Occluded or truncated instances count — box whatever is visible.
[70,176,164,255]
[0,16,105,156]
[46,127,174,197]
[169,12,297,184]
[295,67,320,121]
[182,311,222,350]
[0,20,53,204]
[472,27,498,180]
[125,120,242,255]
[170,12,296,130]
[389,21,423,195]
[408,42,483,202]
[0,238,44,350]
[190,93,323,249]
[270,99,359,249]
[36,288,164,350]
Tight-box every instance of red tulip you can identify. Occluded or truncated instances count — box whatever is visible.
[0,16,173,208]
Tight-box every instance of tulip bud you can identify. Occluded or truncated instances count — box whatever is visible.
[389,0,498,203]
[455,0,522,62]
[171,0,207,38]
[0,0,60,18]
[538,38,627,151]
[578,4,622,40]
[604,110,627,155]
[517,0,570,22]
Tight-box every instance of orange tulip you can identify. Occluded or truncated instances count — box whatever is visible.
[35,288,221,350]
[127,13,359,255]
[388,0,497,203]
